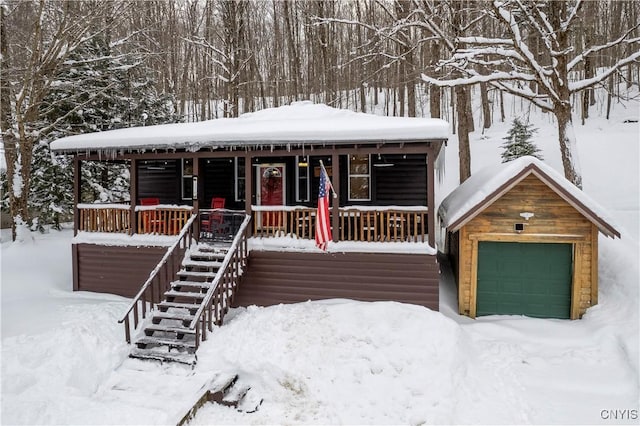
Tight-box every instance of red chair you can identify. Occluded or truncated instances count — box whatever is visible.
[201,197,226,235]
[139,197,164,234]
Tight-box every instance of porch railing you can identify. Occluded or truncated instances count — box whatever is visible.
[76,203,194,236]
[189,214,251,350]
[251,205,428,243]
[118,213,197,344]
[77,203,130,233]
[136,205,194,235]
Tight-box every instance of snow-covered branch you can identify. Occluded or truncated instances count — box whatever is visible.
[491,1,561,102]
[569,50,640,92]
[568,30,640,71]
[421,70,536,87]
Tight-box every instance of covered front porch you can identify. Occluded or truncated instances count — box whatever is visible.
[74,202,430,244]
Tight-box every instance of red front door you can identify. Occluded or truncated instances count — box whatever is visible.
[258,165,285,228]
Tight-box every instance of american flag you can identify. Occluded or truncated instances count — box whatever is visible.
[315,166,332,251]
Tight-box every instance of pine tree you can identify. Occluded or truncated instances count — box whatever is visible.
[29,142,73,230]
[501,118,543,163]
[31,35,181,229]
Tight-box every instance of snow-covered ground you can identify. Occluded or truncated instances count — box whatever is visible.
[2,89,638,425]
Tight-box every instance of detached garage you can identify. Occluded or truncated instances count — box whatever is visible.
[439,156,620,320]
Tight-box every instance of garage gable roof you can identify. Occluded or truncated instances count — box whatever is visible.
[438,156,620,238]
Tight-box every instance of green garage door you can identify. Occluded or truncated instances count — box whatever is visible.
[477,242,573,319]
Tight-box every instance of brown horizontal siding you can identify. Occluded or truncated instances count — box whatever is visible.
[234,251,439,310]
[75,243,167,298]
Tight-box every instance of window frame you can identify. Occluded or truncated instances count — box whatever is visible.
[348,154,371,201]
[181,158,193,201]
[234,157,246,202]
[295,155,310,203]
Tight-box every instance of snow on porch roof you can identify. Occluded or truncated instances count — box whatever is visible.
[49,101,449,153]
[438,156,620,239]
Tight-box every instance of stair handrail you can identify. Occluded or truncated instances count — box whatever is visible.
[188,214,251,339]
[118,213,198,343]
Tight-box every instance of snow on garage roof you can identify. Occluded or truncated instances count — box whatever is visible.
[438,156,620,238]
[49,101,449,153]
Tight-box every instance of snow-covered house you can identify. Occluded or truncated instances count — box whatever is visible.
[438,157,620,320]
[50,102,448,362]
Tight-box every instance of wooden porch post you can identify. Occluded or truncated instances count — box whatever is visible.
[73,157,80,236]
[244,153,253,234]
[427,146,436,248]
[331,152,340,242]
[193,156,200,237]
[129,159,137,235]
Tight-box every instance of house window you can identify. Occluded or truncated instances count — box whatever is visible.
[296,156,310,202]
[348,154,370,201]
[182,159,193,200]
[234,157,245,202]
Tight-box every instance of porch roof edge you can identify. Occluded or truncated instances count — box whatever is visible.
[50,102,450,155]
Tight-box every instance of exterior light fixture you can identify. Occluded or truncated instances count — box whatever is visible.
[520,212,535,220]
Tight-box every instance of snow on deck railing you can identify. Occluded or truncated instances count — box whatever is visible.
[134,204,194,211]
[77,203,130,210]
[250,205,429,243]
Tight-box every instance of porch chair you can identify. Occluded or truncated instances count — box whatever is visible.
[139,197,165,234]
[201,197,227,236]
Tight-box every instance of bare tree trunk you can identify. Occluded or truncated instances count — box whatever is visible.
[480,82,491,129]
[0,5,17,240]
[456,85,472,182]
[556,103,582,188]
[429,29,441,118]
[283,0,301,101]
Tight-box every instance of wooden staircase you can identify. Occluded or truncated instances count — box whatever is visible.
[130,243,230,365]
[177,373,263,425]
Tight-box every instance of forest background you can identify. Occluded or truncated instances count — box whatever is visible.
[1,0,638,240]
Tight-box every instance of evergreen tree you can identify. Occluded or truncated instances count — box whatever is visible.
[31,36,181,229]
[501,118,543,163]
[29,142,73,230]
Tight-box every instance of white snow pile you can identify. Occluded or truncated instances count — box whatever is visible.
[2,89,639,425]
[49,101,450,153]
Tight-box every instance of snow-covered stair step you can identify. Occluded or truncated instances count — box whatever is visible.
[194,243,230,252]
[164,290,207,300]
[170,280,212,292]
[129,347,197,365]
[144,324,197,336]
[177,269,218,280]
[152,311,196,324]
[135,336,197,351]
[189,251,226,261]
[182,259,223,269]
[176,373,263,425]
[157,301,202,313]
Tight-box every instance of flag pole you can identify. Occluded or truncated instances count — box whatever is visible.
[319,160,338,199]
